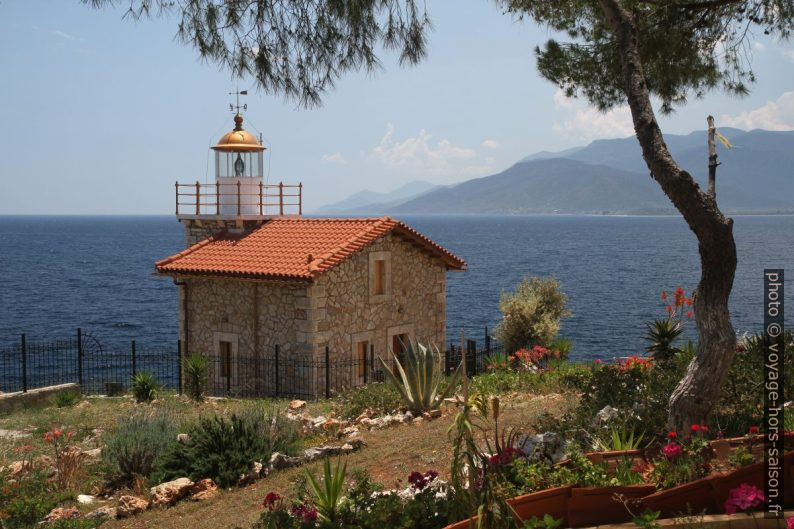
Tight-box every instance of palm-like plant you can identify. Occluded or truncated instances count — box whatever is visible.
[183,353,209,402]
[644,318,683,361]
[379,338,462,414]
[131,372,158,403]
[305,457,346,523]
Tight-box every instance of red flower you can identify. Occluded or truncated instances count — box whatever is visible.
[690,424,701,432]
[686,311,693,319]
[748,426,760,434]
[594,359,602,365]
[661,291,668,301]
[291,503,318,522]
[736,343,747,353]
[663,443,682,459]
[667,431,678,439]
[666,305,674,314]
[700,425,709,433]
[724,483,764,514]
[263,492,282,511]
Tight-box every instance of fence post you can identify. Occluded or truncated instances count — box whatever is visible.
[467,340,477,377]
[485,326,491,356]
[363,344,369,384]
[325,345,330,399]
[131,340,137,378]
[445,347,451,376]
[77,328,83,388]
[21,334,27,393]
[177,340,182,395]
[274,345,280,397]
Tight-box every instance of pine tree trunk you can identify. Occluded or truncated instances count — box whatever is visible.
[597,0,738,431]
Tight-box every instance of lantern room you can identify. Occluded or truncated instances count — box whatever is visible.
[212,113,265,179]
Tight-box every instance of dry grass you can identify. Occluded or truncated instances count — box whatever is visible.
[101,391,575,529]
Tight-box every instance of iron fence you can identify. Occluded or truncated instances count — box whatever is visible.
[0,328,501,400]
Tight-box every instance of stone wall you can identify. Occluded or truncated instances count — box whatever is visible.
[307,232,447,390]
[181,277,311,396]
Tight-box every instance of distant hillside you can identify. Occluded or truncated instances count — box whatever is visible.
[391,128,794,215]
[314,180,440,214]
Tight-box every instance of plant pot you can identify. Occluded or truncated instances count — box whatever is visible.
[711,460,764,510]
[442,518,478,529]
[783,450,793,507]
[642,475,716,518]
[507,485,573,526]
[566,484,656,528]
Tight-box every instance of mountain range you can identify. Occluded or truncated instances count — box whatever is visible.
[314,128,794,215]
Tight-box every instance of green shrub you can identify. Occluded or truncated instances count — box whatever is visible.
[0,467,72,529]
[549,337,573,361]
[154,407,299,488]
[131,371,159,403]
[102,412,178,486]
[494,276,571,353]
[52,389,81,408]
[334,382,402,420]
[183,353,209,402]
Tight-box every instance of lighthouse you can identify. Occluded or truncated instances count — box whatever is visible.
[175,96,302,246]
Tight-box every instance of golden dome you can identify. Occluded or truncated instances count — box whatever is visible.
[212,114,265,152]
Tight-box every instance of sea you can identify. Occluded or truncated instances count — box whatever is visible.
[0,214,791,361]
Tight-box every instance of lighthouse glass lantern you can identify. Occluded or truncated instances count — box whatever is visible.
[212,113,265,215]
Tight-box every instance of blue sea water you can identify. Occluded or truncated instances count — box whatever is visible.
[0,215,791,360]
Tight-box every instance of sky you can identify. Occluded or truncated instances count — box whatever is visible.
[1,1,793,214]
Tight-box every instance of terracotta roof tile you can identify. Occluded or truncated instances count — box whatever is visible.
[155,216,466,281]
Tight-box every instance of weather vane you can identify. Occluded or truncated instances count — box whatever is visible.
[229,89,248,114]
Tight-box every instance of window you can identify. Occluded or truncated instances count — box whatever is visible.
[356,341,369,378]
[373,260,385,295]
[219,341,232,378]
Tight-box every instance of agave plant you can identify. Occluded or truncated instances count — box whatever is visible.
[379,338,462,414]
[131,371,159,403]
[644,318,683,361]
[305,457,346,523]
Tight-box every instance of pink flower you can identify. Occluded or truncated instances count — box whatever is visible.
[594,359,602,365]
[663,442,682,459]
[724,483,764,514]
[291,502,318,522]
[786,517,793,529]
[263,491,281,511]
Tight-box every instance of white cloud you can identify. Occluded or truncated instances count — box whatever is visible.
[321,152,346,164]
[551,90,634,141]
[720,91,794,131]
[368,124,476,175]
[482,139,500,149]
[753,41,766,52]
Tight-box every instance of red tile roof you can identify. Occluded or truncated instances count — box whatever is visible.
[155,217,466,281]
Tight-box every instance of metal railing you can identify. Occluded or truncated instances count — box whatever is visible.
[175,181,302,217]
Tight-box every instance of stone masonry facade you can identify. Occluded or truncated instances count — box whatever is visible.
[177,220,448,396]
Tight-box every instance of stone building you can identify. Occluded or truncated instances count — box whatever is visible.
[155,107,465,396]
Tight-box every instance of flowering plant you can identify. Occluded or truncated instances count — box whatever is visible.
[724,483,764,514]
[43,428,83,491]
[255,491,317,529]
[650,424,712,489]
[513,345,561,371]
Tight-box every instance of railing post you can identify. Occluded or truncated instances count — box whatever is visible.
[21,334,27,393]
[177,340,182,395]
[174,181,179,215]
[77,328,83,388]
[274,344,280,397]
[298,183,303,216]
[131,340,137,378]
[279,182,284,215]
[445,347,451,376]
[259,181,264,215]
[195,181,201,215]
[237,181,241,216]
[216,181,220,216]
[363,344,370,384]
[485,326,491,356]
[325,345,330,399]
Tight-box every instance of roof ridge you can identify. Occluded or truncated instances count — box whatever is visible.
[307,217,396,276]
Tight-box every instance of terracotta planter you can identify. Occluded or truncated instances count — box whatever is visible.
[566,484,656,528]
[642,475,716,518]
[711,459,765,510]
[506,485,573,526]
[442,518,477,529]
[784,450,793,507]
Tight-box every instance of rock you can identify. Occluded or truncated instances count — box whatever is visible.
[176,433,190,444]
[77,494,96,505]
[423,409,442,420]
[355,408,375,423]
[190,478,219,501]
[289,399,307,411]
[270,452,304,470]
[404,411,414,421]
[515,432,568,464]
[7,461,25,476]
[150,477,194,507]
[239,461,265,485]
[592,405,619,426]
[86,506,117,521]
[76,400,91,409]
[322,418,345,431]
[82,448,102,459]
[0,428,31,440]
[340,425,360,438]
[41,506,79,525]
[117,495,149,518]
